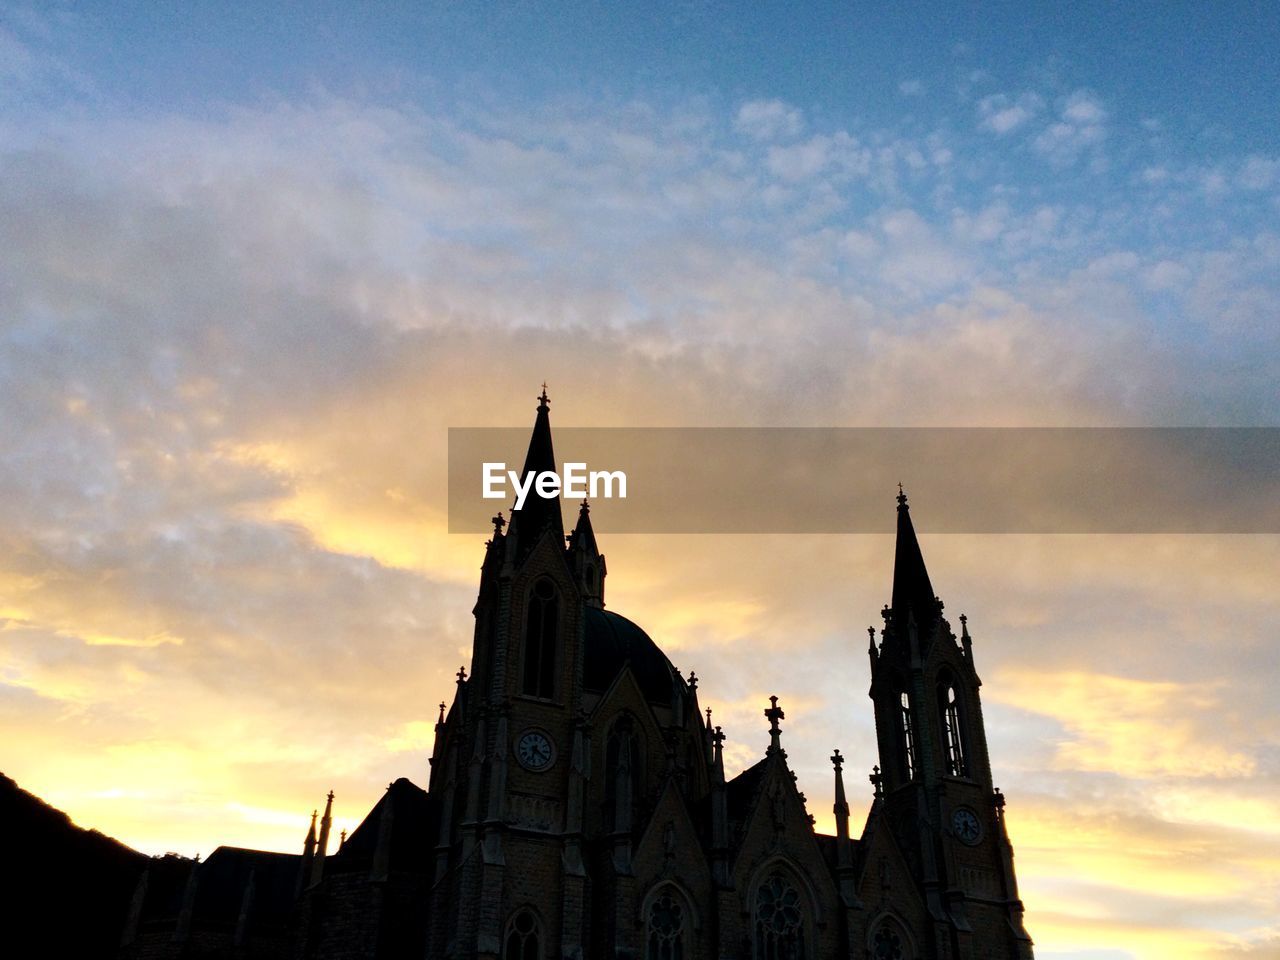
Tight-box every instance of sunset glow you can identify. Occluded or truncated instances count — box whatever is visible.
[3,3,1279,958]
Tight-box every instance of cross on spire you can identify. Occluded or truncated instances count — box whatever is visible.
[456,665,467,684]
[538,382,550,408]
[491,512,506,535]
[711,725,725,749]
[830,748,844,772]
[765,695,786,754]
[870,764,884,799]
[688,670,698,690]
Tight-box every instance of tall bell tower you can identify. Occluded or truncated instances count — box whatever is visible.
[427,387,592,960]
[867,489,1034,959]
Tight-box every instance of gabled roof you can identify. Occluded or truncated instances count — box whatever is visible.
[333,777,431,875]
[192,846,301,927]
[725,757,770,822]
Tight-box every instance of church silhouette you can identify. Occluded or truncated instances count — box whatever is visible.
[119,392,1034,959]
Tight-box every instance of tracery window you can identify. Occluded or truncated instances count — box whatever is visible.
[870,918,912,960]
[939,681,968,777]
[899,690,916,781]
[645,890,685,960]
[754,873,806,960]
[503,909,539,960]
[521,578,558,698]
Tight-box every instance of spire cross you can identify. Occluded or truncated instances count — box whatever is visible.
[711,725,725,748]
[456,665,467,684]
[491,512,506,534]
[705,706,712,726]
[765,695,785,752]
[870,765,884,799]
[897,482,907,507]
[538,382,550,408]
[830,749,844,772]
[688,670,698,690]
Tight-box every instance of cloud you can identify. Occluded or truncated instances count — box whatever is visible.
[734,98,803,140]
[897,79,924,97]
[1033,90,1107,162]
[978,92,1044,134]
[1237,155,1279,191]
[2,71,1280,956]
[993,669,1257,778]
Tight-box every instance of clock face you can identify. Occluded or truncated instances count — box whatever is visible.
[515,729,555,771]
[952,807,982,845]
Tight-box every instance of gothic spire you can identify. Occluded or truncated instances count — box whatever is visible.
[567,498,606,606]
[891,486,938,627]
[310,790,334,887]
[507,384,564,561]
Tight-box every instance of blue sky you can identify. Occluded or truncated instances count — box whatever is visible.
[3,3,1280,958]
[18,1,1280,152]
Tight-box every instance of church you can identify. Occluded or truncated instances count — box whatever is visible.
[119,392,1035,960]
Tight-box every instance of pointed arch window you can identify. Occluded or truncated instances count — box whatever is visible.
[522,578,558,698]
[754,873,807,960]
[645,889,686,960]
[939,680,968,778]
[503,909,539,960]
[870,917,912,960]
[899,690,916,781]
[604,715,642,833]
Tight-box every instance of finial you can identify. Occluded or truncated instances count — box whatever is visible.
[711,725,725,748]
[538,382,550,409]
[831,748,844,772]
[437,701,446,725]
[579,498,590,514]
[765,695,785,753]
[456,665,467,685]
[688,670,698,690]
[959,613,970,640]
[339,829,346,847]
[705,706,712,726]
[326,790,334,804]
[491,512,506,535]
[897,483,907,508]
[870,765,884,799]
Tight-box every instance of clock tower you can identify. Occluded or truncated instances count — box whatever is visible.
[866,489,1034,960]
[427,386,596,959]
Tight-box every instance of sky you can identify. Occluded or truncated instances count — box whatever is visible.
[2,2,1279,958]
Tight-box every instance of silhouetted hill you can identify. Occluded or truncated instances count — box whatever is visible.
[0,772,148,956]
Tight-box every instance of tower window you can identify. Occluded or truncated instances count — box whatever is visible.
[503,909,539,960]
[754,873,806,960]
[899,691,916,781]
[940,682,968,777]
[871,918,912,960]
[521,578,558,698]
[646,889,686,960]
[604,716,642,833]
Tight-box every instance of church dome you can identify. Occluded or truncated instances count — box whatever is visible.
[582,606,677,703]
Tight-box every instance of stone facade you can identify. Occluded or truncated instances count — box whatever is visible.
[120,393,1033,959]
